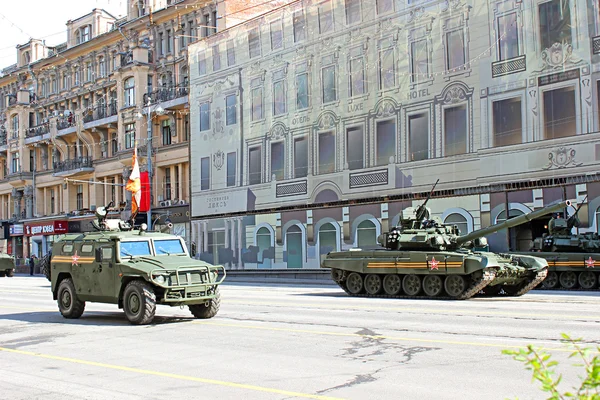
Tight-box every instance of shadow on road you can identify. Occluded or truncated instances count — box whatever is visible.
[0,311,195,326]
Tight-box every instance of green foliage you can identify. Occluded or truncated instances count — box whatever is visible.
[503,334,600,400]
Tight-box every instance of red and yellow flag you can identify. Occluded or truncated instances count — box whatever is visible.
[125,147,141,215]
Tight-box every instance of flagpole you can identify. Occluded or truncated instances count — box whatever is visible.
[146,100,152,228]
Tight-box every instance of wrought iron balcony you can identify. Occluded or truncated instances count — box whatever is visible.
[0,131,6,146]
[57,115,77,131]
[26,123,50,138]
[53,156,94,174]
[82,103,118,123]
[143,85,189,105]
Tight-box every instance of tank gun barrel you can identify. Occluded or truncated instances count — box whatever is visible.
[415,179,439,221]
[455,200,571,246]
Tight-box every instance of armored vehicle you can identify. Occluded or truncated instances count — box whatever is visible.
[48,204,226,324]
[515,197,600,290]
[321,181,570,299]
[0,252,15,277]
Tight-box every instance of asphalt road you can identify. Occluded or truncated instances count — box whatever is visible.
[0,276,599,400]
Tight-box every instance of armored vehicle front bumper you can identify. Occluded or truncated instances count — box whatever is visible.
[149,266,226,305]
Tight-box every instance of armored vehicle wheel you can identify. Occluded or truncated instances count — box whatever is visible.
[542,272,559,289]
[402,274,421,296]
[422,275,443,297]
[382,275,402,295]
[559,271,577,289]
[123,281,156,325]
[57,278,85,319]
[364,274,382,295]
[346,272,364,295]
[578,271,597,289]
[444,275,466,298]
[6,269,14,277]
[189,287,221,319]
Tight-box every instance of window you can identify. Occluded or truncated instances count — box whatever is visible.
[226,94,237,125]
[226,40,235,66]
[201,157,210,190]
[345,0,361,25]
[50,189,55,214]
[78,25,90,43]
[251,87,263,121]
[99,57,106,77]
[40,79,47,97]
[322,65,337,103]
[124,77,135,107]
[411,39,429,83]
[198,52,206,75]
[273,80,286,115]
[62,73,69,90]
[158,32,164,55]
[346,127,364,170]
[543,87,576,139]
[444,105,467,156]
[296,73,309,109]
[166,30,172,53]
[256,227,272,259]
[164,168,172,199]
[125,123,135,149]
[408,113,429,161]
[180,23,187,48]
[162,120,172,145]
[85,62,92,82]
[11,152,19,174]
[294,137,308,178]
[271,142,284,181]
[444,213,468,235]
[202,14,210,37]
[318,131,335,174]
[212,45,220,71]
[249,146,262,184]
[349,56,365,97]
[318,1,334,34]
[112,52,118,71]
[227,152,236,187]
[74,68,80,85]
[376,0,393,14]
[493,97,522,146]
[11,115,18,136]
[174,165,180,199]
[376,120,395,165]
[111,132,118,155]
[199,102,210,131]
[539,0,571,50]
[293,11,306,42]
[249,28,261,58]
[137,0,146,17]
[184,114,190,141]
[446,29,465,71]
[110,178,115,203]
[379,47,395,90]
[357,220,377,247]
[497,12,519,60]
[319,223,338,254]
[270,21,283,50]
[51,78,57,93]
[76,185,83,210]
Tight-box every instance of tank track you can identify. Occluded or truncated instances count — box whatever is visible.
[512,268,549,297]
[335,269,496,300]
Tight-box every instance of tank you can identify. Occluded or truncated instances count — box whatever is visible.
[514,197,600,290]
[321,181,571,299]
[0,252,15,277]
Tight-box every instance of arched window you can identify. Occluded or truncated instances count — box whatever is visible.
[496,209,525,223]
[357,220,377,247]
[318,222,338,254]
[124,77,135,107]
[286,225,303,268]
[256,227,272,261]
[444,213,469,235]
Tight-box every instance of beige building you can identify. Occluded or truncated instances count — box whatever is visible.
[188,0,600,269]
[0,0,280,259]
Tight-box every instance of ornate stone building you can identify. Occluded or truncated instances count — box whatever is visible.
[188,0,600,269]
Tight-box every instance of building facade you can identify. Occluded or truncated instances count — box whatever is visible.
[0,0,281,259]
[188,0,600,269]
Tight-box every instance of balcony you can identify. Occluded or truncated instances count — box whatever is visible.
[82,103,118,128]
[143,85,189,107]
[57,115,77,133]
[26,123,50,138]
[491,55,526,78]
[0,131,6,147]
[52,156,94,177]
[6,170,33,187]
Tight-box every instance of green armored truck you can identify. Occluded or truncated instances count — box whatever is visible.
[48,204,226,324]
[0,252,15,277]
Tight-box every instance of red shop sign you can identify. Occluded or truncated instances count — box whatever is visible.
[24,220,68,236]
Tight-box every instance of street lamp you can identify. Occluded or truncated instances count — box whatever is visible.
[144,100,164,228]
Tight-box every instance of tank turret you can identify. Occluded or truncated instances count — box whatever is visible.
[380,195,571,252]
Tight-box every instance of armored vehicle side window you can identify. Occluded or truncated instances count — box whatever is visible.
[154,239,185,255]
[81,244,94,254]
[102,248,113,260]
[120,241,151,257]
[62,244,74,254]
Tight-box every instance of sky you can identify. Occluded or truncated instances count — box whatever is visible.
[0,0,126,70]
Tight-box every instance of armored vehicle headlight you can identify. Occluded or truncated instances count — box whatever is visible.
[154,275,166,284]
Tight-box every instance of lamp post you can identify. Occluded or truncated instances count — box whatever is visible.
[144,99,164,228]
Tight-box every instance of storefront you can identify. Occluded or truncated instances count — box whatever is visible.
[8,224,24,259]
[25,220,68,257]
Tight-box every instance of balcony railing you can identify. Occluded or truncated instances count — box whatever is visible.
[0,131,6,146]
[53,156,93,173]
[57,115,77,131]
[83,103,118,123]
[26,123,50,138]
[144,85,189,105]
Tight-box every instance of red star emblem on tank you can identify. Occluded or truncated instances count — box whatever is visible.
[71,251,80,266]
[429,257,439,271]
[585,257,595,268]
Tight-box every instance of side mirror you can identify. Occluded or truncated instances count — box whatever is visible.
[95,248,103,262]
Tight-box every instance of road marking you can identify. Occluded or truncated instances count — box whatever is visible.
[193,321,597,354]
[0,346,343,400]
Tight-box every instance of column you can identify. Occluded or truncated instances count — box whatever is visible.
[178,162,183,200]
[224,219,229,248]
[230,218,236,267]
[237,218,243,270]
[202,222,208,254]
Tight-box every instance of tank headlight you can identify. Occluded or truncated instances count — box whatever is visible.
[140,223,148,231]
[154,275,165,284]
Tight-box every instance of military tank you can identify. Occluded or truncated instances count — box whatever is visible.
[0,252,15,277]
[321,181,570,300]
[514,197,600,290]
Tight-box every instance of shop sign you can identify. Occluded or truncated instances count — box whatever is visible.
[538,69,580,86]
[25,220,68,236]
[68,221,82,233]
[167,206,191,224]
[9,224,24,236]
